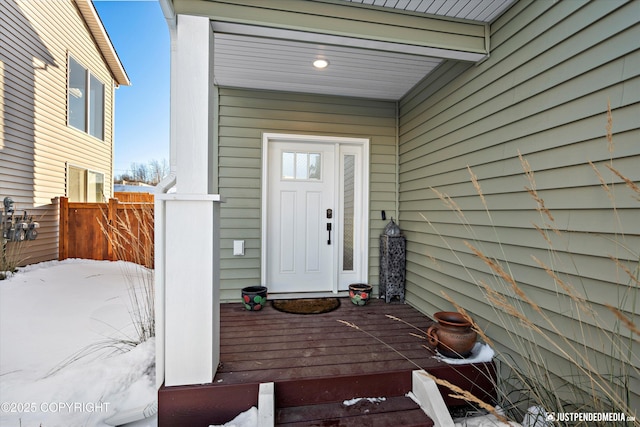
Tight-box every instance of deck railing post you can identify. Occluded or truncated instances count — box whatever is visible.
[159,194,223,387]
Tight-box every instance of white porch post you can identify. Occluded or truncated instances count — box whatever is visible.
[158,13,222,387]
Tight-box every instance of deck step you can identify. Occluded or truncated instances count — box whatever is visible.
[276,395,434,426]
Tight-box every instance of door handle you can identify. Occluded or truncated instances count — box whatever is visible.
[327,223,332,245]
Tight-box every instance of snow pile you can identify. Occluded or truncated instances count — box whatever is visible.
[454,406,524,427]
[342,397,386,406]
[521,406,554,427]
[209,407,258,427]
[0,259,156,427]
[434,342,495,365]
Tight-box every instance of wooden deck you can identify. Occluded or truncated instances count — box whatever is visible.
[158,298,495,426]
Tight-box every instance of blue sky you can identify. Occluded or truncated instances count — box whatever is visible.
[94,0,170,176]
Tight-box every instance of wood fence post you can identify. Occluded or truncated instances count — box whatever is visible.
[107,198,118,261]
[59,197,68,260]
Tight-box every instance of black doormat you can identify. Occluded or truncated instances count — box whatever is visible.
[271,298,341,315]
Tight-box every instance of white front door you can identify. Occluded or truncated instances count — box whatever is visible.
[262,134,369,294]
[266,141,335,292]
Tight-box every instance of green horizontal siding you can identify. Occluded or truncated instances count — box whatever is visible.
[217,88,397,301]
[399,0,639,410]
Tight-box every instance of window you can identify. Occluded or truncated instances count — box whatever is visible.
[68,165,105,202]
[89,74,104,139]
[282,152,321,180]
[68,56,105,140]
[342,154,355,271]
[68,58,86,131]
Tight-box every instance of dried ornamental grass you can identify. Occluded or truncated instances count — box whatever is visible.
[100,202,155,345]
[340,106,638,426]
[420,105,639,425]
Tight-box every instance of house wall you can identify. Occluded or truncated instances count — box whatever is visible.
[399,0,639,409]
[217,88,397,301]
[0,0,116,263]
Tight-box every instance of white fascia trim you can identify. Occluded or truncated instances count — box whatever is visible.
[155,193,224,202]
[75,0,130,86]
[211,22,486,63]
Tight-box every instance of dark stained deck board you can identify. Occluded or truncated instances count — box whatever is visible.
[278,410,432,427]
[220,352,433,371]
[159,382,260,426]
[221,339,430,359]
[216,298,443,385]
[274,372,415,408]
[276,396,434,426]
[215,359,434,384]
[218,352,434,373]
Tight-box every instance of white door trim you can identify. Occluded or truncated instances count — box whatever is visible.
[261,133,370,294]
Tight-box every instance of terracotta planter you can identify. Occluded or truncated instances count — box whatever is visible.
[426,311,477,358]
[349,283,372,306]
[241,286,268,311]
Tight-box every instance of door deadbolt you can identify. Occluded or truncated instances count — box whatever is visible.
[326,209,333,219]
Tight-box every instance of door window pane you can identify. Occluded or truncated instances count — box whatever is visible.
[282,152,295,179]
[282,152,321,181]
[309,153,321,180]
[295,153,308,180]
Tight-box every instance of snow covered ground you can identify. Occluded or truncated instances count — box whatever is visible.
[0,259,156,427]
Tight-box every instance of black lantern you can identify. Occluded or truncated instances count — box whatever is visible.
[379,218,405,303]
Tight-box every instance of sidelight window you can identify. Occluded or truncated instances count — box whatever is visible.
[342,154,355,271]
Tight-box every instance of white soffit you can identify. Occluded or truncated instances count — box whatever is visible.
[212,29,443,100]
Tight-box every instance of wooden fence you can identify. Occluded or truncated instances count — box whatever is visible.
[59,193,154,267]
[113,191,154,203]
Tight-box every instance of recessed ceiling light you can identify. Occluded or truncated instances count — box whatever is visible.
[313,59,329,69]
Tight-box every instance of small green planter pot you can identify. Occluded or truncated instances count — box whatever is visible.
[241,286,268,311]
[349,283,372,306]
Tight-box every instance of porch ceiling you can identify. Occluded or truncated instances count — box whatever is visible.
[212,30,444,100]
[171,0,515,100]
